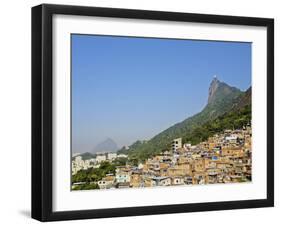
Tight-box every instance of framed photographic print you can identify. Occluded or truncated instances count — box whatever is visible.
[32,4,274,221]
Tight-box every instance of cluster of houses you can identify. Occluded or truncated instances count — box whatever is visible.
[72,126,252,190]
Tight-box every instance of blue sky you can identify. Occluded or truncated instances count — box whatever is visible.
[72,34,251,153]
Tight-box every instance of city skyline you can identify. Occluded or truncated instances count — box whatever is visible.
[72,34,251,154]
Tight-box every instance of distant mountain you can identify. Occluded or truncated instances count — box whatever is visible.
[93,138,118,153]
[118,77,250,161]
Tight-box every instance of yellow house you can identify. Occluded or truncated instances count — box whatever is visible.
[130,173,142,188]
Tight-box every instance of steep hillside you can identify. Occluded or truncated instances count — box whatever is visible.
[232,87,251,111]
[118,78,250,161]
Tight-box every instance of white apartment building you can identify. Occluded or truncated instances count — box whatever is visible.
[172,138,182,152]
[117,154,128,158]
[96,154,106,163]
[107,152,117,161]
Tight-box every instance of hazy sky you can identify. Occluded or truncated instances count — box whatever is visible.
[72,34,251,153]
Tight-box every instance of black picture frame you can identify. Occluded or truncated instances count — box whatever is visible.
[32,3,274,222]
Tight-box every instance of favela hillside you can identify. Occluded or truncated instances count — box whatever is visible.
[72,78,252,190]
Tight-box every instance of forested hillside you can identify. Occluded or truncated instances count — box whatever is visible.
[118,78,251,162]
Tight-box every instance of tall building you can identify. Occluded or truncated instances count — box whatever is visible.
[172,138,182,152]
[107,152,117,161]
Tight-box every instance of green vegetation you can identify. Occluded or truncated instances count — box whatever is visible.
[72,152,96,161]
[72,183,99,190]
[123,104,251,162]
[118,83,251,162]
[72,80,252,189]
[71,157,128,190]
[72,161,116,184]
[112,157,127,166]
[182,104,251,145]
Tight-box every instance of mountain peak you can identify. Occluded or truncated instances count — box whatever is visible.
[207,76,241,104]
[212,75,219,82]
[208,76,221,104]
[118,77,248,161]
[93,138,118,153]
